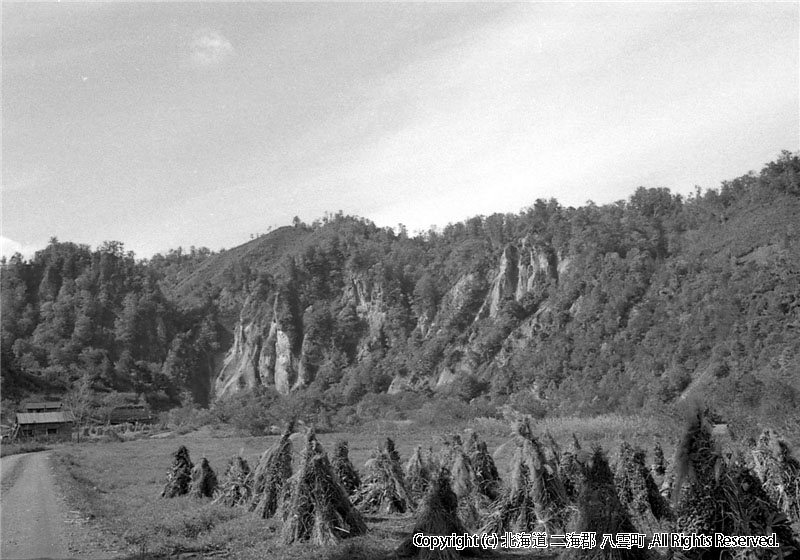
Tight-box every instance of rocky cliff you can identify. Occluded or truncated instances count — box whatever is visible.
[204,153,799,417]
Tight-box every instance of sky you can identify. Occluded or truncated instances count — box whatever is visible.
[2,2,798,259]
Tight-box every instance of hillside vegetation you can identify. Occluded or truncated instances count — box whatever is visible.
[2,152,798,432]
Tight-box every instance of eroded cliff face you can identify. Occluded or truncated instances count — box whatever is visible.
[215,272,388,399]
[346,273,387,359]
[427,240,570,389]
[214,240,571,400]
[476,240,561,320]
[214,295,300,397]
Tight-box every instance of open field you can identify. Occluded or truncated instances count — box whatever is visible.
[46,413,798,560]
[46,415,679,559]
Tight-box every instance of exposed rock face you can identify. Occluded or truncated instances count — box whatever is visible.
[477,240,560,320]
[215,272,390,399]
[434,273,484,329]
[346,274,386,357]
[215,321,262,397]
[271,328,296,394]
[214,242,572,400]
[427,240,567,389]
[215,295,299,398]
[478,245,519,319]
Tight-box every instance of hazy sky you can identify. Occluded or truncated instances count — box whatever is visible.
[2,2,798,259]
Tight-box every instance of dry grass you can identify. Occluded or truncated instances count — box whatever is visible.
[49,427,487,558]
[46,415,688,559]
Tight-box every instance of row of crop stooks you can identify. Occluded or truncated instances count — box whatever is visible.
[160,413,800,559]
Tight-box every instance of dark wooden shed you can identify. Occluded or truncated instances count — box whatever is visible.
[15,411,74,440]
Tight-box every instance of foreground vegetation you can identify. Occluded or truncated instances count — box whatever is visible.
[49,410,799,560]
[0,441,49,458]
[51,415,660,559]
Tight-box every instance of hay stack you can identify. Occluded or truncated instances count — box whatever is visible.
[752,429,800,522]
[406,446,434,502]
[396,467,479,560]
[331,440,361,496]
[281,428,367,546]
[481,419,569,535]
[545,431,562,465]
[672,411,729,544]
[671,411,800,560]
[613,442,669,531]
[469,440,501,501]
[651,441,666,478]
[560,447,646,560]
[464,431,479,456]
[559,451,584,503]
[723,458,800,559]
[213,456,252,507]
[189,457,218,499]
[559,434,586,502]
[438,434,464,469]
[250,423,294,518]
[161,445,194,498]
[386,437,403,464]
[450,448,486,531]
[354,439,414,514]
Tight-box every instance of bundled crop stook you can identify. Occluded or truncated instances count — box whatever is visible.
[355,438,415,514]
[614,442,670,532]
[161,445,194,498]
[213,455,253,507]
[561,446,647,560]
[405,445,434,503]
[331,440,361,496]
[482,418,569,535]
[250,421,295,518]
[672,410,800,560]
[752,429,800,523]
[189,457,218,499]
[469,439,501,501]
[396,467,479,560]
[281,427,367,546]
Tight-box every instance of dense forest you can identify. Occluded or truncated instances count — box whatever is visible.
[2,152,798,432]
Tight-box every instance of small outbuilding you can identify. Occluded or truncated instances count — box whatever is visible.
[108,405,154,425]
[15,411,75,440]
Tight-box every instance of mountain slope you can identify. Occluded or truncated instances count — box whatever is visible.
[2,152,798,427]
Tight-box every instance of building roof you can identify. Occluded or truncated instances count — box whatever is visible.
[16,411,75,425]
[109,406,153,423]
[24,402,62,411]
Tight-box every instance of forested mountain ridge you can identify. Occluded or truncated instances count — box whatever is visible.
[2,152,798,428]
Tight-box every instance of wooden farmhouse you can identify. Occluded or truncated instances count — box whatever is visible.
[14,403,75,440]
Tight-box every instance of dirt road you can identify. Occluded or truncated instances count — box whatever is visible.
[1,451,75,560]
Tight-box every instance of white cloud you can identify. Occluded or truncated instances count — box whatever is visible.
[190,31,233,67]
[0,236,41,260]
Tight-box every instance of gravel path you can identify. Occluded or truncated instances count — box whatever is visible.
[1,451,74,559]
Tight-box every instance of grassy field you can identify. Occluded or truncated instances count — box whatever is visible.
[0,441,50,457]
[49,414,683,560]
